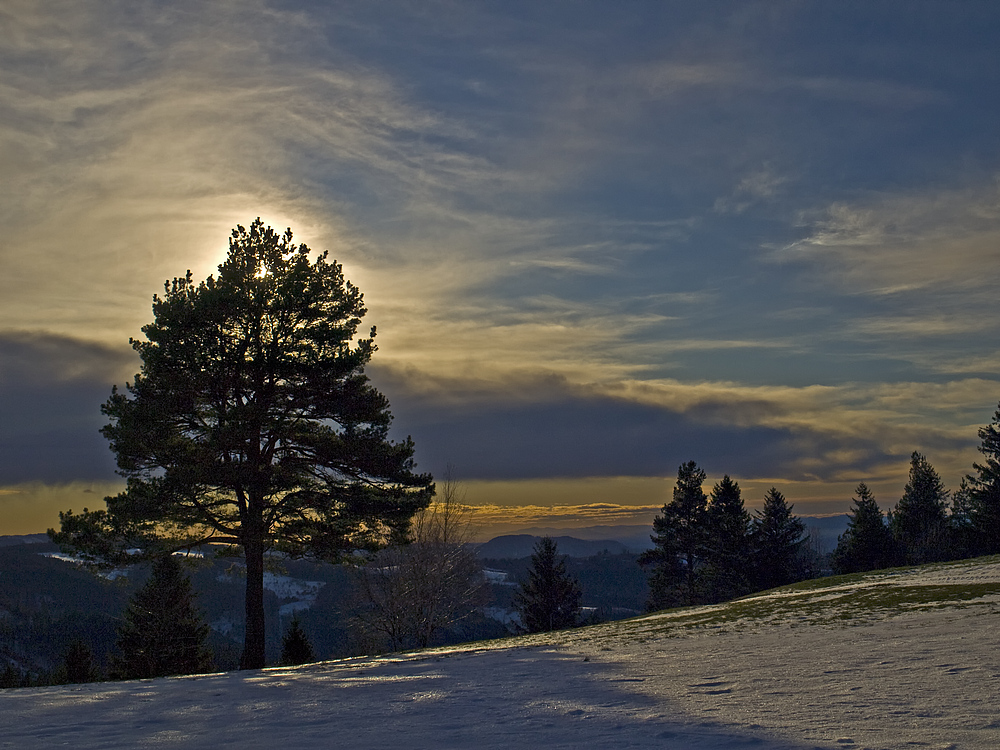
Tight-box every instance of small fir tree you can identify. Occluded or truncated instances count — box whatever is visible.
[515,537,582,633]
[831,483,895,573]
[280,616,315,666]
[892,452,949,564]
[112,555,213,679]
[639,461,709,608]
[702,475,753,602]
[752,487,806,590]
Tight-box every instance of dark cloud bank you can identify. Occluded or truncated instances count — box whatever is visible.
[0,331,941,489]
[0,331,132,484]
[374,373,896,484]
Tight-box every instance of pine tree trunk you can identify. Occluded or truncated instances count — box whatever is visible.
[241,532,267,670]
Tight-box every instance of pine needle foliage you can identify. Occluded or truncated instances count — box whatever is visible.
[515,537,581,633]
[112,555,212,680]
[280,616,315,666]
[752,487,807,590]
[892,452,949,564]
[832,483,896,573]
[639,461,709,608]
[964,403,1000,554]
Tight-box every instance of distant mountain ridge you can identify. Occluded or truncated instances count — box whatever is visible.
[0,534,50,547]
[475,534,630,559]
[476,515,850,559]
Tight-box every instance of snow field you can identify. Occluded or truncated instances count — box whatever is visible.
[2,557,998,749]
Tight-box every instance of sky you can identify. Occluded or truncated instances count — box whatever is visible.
[2,1,1000,537]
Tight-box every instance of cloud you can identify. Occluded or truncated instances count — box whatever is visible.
[462,502,662,537]
[374,364,990,485]
[1,0,997,516]
[772,182,1000,297]
[0,331,132,484]
[714,166,791,214]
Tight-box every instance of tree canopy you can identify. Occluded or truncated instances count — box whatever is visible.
[280,616,315,666]
[703,475,753,601]
[51,220,434,669]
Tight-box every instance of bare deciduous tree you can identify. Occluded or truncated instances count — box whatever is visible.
[354,469,488,651]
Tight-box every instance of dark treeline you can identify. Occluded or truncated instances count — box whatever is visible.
[642,402,1000,611]
[833,405,1000,572]
[639,462,811,609]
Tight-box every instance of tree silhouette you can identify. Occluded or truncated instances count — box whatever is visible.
[639,461,708,608]
[963,403,1000,554]
[892,452,949,564]
[112,555,212,679]
[832,483,895,573]
[515,537,581,633]
[752,487,806,590]
[355,471,487,650]
[702,475,752,602]
[280,615,315,666]
[50,220,433,669]
[62,640,98,684]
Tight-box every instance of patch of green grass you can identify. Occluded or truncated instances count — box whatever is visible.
[639,580,1000,634]
[527,555,1000,650]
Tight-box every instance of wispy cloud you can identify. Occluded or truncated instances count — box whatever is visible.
[773,182,1000,296]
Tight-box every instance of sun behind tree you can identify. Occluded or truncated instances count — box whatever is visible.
[50,219,434,670]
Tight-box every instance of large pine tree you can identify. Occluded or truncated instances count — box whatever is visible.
[892,452,949,564]
[831,483,895,573]
[752,487,806,590]
[51,220,434,669]
[112,555,213,680]
[639,461,709,608]
[514,537,582,633]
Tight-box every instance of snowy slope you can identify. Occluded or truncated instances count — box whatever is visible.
[3,556,999,749]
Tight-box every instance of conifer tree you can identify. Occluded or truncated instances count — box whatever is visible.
[514,537,581,633]
[63,640,98,684]
[112,555,213,679]
[949,481,979,559]
[702,475,752,602]
[963,403,1000,555]
[51,220,433,670]
[752,488,806,590]
[639,461,708,608]
[280,616,315,666]
[831,483,895,573]
[892,452,949,564]
[0,664,28,689]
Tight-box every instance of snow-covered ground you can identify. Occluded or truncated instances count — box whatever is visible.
[4,557,999,749]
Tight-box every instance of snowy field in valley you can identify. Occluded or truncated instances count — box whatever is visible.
[3,556,999,750]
